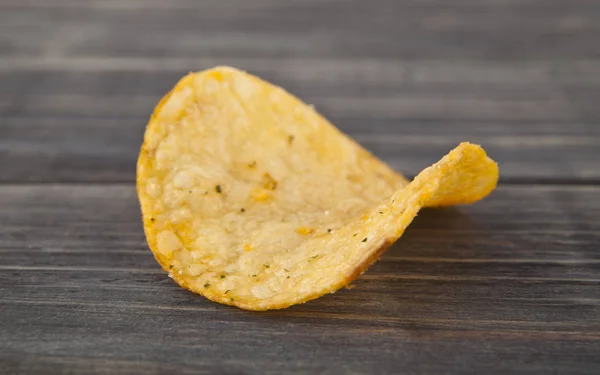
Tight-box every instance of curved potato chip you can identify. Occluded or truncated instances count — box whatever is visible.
[137,66,498,311]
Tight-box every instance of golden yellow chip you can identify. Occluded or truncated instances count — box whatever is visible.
[137,66,499,310]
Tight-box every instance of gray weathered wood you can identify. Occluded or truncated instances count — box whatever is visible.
[2,114,599,183]
[2,58,599,182]
[1,303,597,375]
[1,0,600,184]
[2,0,600,60]
[3,60,598,119]
[1,0,600,373]
[0,184,599,373]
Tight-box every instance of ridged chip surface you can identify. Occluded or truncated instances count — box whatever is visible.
[137,66,498,310]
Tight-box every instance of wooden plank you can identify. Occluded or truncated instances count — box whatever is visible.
[1,91,590,121]
[1,305,598,375]
[4,59,598,127]
[1,59,598,182]
[1,0,600,60]
[4,59,600,97]
[0,183,599,373]
[2,113,599,183]
[3,57,600,85]
[0,184,599,317]
[0,60,573,92]
[3,269,600,325]
[1,1,598,373]
[5,0,600,9]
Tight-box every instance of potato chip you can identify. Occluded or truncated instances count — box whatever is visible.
[137,66,498,310]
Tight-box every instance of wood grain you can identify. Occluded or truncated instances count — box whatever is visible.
[1,304,598,375]
[1,184,599,373]
[0,184,599,373]
[2,0,600,60]
[2,114,599,183]
[1,0,599,373]
[1,0,600,184]
[1,186,599,312]
[1,57,599,182]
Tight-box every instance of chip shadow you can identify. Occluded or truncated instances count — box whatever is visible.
[254,207,490,326]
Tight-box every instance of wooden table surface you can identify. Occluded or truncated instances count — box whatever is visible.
[1,0,599,374]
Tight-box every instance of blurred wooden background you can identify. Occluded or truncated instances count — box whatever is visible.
[1,0,599,373]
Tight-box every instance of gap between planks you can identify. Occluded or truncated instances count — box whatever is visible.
[1,249,599,265]
[3,225,599,235]
[8,283,600,304]
[0,180,599,187]
[1,57,599,80]
[2,265,600,283]
[2,0,592,10]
